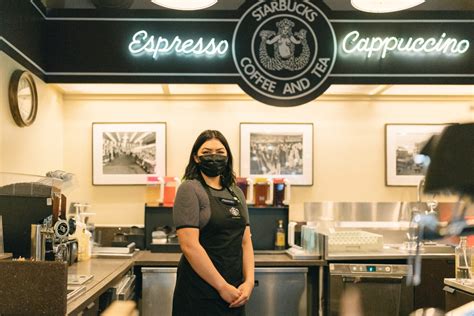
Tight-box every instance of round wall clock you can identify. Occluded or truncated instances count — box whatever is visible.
[8,70,38,127]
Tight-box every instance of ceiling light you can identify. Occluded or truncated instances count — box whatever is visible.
[351,0,425,13]
[151,0,217,11]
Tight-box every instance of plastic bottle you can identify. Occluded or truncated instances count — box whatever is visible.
[145,176,162,206]
[455,236,472,281]
[72,215,91,261]
[275,219,286,250]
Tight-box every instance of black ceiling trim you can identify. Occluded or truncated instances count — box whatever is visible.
[1,0,472,107]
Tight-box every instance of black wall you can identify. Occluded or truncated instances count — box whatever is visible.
[1,2,472,96]
[0,0,46,79]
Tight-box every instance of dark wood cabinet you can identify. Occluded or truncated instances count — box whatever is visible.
[444,285,474,311]
[414,258,455,311]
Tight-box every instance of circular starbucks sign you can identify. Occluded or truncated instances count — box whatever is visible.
[233,0,337,107]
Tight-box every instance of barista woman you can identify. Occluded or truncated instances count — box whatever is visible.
[172,130,255,315]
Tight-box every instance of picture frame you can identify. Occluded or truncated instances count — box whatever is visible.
[240,123,313,186]
[385,123,448,186]
[0,216,4,253]
[92,122,166,185]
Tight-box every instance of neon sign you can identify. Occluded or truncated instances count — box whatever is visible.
[342,31,470,58]
[128,30,229,60]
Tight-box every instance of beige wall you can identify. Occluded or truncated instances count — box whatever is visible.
[63,95,473,225]
[1,53,471,225]
[0,52,64,176]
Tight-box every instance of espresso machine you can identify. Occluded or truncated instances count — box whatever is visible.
[30,215,78,264]
[0,172,77,263]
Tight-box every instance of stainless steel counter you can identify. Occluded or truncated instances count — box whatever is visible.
[327,244,455,260]
[67,257,134,315]
[66,250,323,314]
[65,248,451,314]
[135,250,325,266]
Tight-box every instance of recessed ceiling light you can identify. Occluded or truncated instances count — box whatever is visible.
[151,0,218,11]
[351,0,425,13]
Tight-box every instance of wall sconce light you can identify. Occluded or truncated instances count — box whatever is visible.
[151,0,217,10]
[351,0,425,13]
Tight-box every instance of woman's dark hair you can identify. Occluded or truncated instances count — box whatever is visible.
[184,130,236,187]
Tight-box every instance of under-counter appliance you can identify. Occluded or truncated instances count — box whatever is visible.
[329,263,413,316]
[142,267,177,316]
[141,267,308,316]
[247,267,308,316]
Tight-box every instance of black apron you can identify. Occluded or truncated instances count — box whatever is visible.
[172,185,247,316]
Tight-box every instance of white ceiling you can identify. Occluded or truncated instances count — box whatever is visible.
[54,83,474,96]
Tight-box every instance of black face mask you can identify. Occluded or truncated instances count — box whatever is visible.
[198,154,228,177]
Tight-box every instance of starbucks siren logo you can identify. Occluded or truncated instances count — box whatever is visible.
[259,18,311,71]
[233,0,336,106]
[229,207,240,217]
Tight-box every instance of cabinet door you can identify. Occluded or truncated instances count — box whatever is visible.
[142,267,177,316]
[246,267,308,316]
[414,258,455,311]
[445,286,474,311]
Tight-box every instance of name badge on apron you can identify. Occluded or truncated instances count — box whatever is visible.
[219,197,237,206]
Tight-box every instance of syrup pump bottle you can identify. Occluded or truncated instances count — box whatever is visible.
[275,219,286,250]
[455,236,472,281]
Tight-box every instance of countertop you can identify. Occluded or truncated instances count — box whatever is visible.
[327,244,455,260]
[0,253,12,260]
[65,247,452,314]
[66,250,323,314]
[67,257,134,315]
[134,250,325,267]
[444,278,474,295]
[0,260,68,315]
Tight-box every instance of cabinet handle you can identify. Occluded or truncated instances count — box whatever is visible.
[254,280,259,287]
[443,286,455,294]
[86,302,95,309]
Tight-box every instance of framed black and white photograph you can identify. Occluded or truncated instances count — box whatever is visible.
[385,123,448,186]
[92,122,166,185]
[240,123,313,185]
